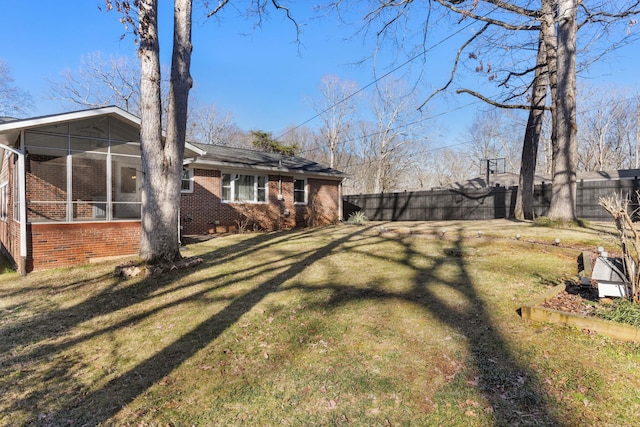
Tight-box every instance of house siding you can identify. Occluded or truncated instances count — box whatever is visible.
[306,178,341,227]
[180,168,341,235]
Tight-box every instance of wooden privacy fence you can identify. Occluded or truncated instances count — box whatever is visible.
[343,179,640,222]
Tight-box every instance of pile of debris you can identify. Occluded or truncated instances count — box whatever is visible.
[580,248,630,299]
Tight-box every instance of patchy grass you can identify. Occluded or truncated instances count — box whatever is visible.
[1,220,639,426]
[595,298,640,327]
[534,216,591,229]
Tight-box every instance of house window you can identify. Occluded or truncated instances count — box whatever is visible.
[221,173,267,203]
[181,168,194,193]
[294,178,307,204]
[0,182,7,221]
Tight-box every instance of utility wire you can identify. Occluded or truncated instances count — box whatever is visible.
[274,5,501,141]
[297,99,483,156]
[303,93,640,169]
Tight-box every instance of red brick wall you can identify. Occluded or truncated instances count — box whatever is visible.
[26,154,109,221]
[27,222,140,271]
[180,168,341,234]
[305,177,341,226]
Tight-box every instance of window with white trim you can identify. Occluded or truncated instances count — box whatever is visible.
[221,173,267,203]
[181,168,194,193]
[294,178,307,204]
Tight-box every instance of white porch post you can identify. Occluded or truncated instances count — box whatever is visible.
[18,131,27,273]
[1,134,28,273]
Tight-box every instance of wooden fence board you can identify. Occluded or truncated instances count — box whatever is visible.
[344,179,640,221]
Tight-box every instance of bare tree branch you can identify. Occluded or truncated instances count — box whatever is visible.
[270,0,301,44]
[433,0,540,31]
[455,88,550,110]
[418,22,491,110]
[206,0,230,18]
[0,60,33,117]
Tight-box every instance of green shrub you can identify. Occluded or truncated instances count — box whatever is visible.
[0,252,14,274]
[346,211,368,225]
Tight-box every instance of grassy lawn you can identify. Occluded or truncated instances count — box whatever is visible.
[1,220,639,426]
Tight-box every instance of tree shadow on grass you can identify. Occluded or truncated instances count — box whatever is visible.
[287,229,563,425]
[401,230,560,424]
[0,230,300,357]
[0,226,376,425]
[2,226,562,425]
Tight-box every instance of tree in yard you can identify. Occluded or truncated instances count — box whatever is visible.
[48,52,147,114]
[515,30,550,220]
[367,79,426,193]
[135,0,193,263]
[107,0,297,263]
[546,0,578,221]
[339,0,640,221]
[0,60,32,117]
[250,130,298,155]
[311,74,359,169]
[186,100,237,145]
[576,85,638,171]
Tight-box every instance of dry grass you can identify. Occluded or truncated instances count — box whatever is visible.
[1,220,639,426]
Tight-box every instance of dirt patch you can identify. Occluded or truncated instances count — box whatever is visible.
[541,283,600,316]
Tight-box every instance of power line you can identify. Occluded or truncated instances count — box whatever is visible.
[297,99,482,156]
[274,5,501,141]
[304,92,640,170]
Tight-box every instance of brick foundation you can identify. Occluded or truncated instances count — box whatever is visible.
[27,221,140,271]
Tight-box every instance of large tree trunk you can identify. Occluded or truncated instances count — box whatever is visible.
[540,0,558,168]
[514,31,548,220]
[138,0,193,263]
[548,0,578,221]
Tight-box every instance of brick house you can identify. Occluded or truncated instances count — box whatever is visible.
[0,107,345,273]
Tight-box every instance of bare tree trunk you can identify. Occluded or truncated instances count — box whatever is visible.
[139,0,193,263]
[540,0,558,172]
[138,0,165,261]
[548,0,578,221]
[515,32,548,220]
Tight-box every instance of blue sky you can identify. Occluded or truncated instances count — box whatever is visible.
[1,1,639,141]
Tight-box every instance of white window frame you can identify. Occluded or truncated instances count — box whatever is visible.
[221,172,267,203]
[181,168,194,193]
[293,178,307,205]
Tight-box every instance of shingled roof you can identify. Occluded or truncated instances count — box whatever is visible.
[185,142,346,179]
[447,169,640,190]
[449,172,550,190]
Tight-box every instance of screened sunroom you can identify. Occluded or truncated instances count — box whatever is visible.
[0,107,151,273]
[23,114,142,223]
